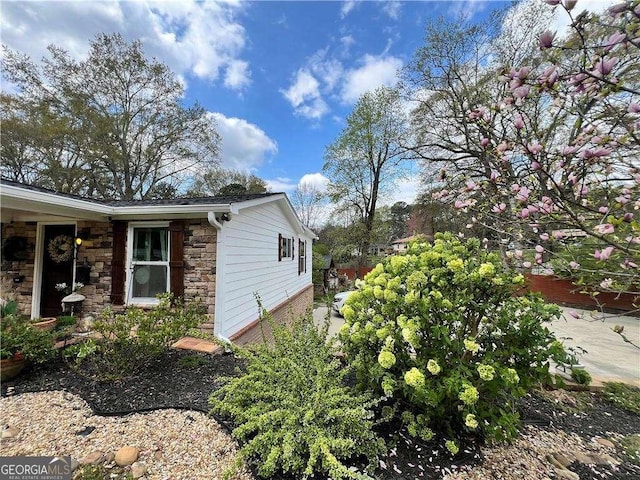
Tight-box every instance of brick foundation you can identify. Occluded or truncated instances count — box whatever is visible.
[230,285,314,345]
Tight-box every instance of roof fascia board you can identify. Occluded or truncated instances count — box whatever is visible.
[1,184,112,217]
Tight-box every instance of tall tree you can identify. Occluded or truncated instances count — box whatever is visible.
[323,86,409,275]
[186,166,268,197]
[1,33,220,200]
[290,182,327,230]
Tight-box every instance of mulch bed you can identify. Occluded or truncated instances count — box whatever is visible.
[2,350,640,480]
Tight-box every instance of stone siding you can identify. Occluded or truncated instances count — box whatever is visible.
[230,284,314,345]
[184,220,217,331]
[0,222,37,316]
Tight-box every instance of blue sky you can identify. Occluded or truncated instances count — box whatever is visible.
[2,0,552,203]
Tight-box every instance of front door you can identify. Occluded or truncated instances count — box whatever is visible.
[40,224,75,317]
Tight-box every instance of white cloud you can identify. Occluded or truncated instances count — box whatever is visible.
[383,177,420,206]
[280,69,330,119]
[448,0,490,21]
[209,112,278,171]
[0,0,250,91]
[224,60,251,90]
[382,1,402,20]
[341,0,358,18]
[266,177,297,192]
[340,54,403,104]
[299,173,330,191]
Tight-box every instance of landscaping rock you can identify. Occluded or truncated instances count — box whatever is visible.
[595,438,615,449]
[131,461,147,478]
[546,453,565,469]
[79,450,105,465]
[1,426,19,439]
[552,452,574,467]
[115,446,139,466]
[76,315,94,333]
[573,452,595,464]
[554,467,580,480]
[590,453,620,465]
[105,452,115,464]
[70,458,80,472]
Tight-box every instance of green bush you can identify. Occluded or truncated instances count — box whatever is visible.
[65,294,204,379]
[339,233,564,446]
[570,368,592,386]
[0,314,55,364]
[209,310,384,479]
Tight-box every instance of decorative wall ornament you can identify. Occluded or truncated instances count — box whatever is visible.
[47,235,74,263]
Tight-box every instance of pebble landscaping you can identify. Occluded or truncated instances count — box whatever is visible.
[1,389,639,479]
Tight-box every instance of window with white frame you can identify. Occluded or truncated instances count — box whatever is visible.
[298,239,307,274]
[128,224,170,303]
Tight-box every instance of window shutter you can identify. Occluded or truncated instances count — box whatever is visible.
[292,236,295,260]
[278,233,282,261]
[169,220,185,299]
[110,221,127,305]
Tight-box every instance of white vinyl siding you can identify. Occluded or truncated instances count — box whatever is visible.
[217,202,313,338]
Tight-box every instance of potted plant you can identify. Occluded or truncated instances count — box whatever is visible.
[1,314,56,380]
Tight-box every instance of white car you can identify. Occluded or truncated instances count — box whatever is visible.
[333,291,355,316]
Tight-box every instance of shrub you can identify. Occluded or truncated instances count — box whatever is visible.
[65,294,204,379]
[209,309,384,479]
[339,233,564,445]
[570,368,592,386]
[0,314,55,364]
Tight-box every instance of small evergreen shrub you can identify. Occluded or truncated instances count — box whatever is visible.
[570,368,592,386]
[339,233,565,446]
[65,294,204,379]
[209,310,384,479]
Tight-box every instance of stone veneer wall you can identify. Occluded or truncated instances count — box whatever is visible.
[0,222,37,316]
[1,219,219,326]
[230,284,314,345]
[183,220,217,332]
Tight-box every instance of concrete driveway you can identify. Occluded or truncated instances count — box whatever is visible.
[313,305,640,387]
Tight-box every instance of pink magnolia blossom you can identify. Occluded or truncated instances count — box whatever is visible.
[480,138,489,148]
[594,224,615,234]
[626,236,640,244]
[513,115,525,129]
[598,206,609,214]
[515,250,523,259]
[615,195,630,204]
[594,246,614,261]
[497,142,508,153]
[562,145,579,155]
[568,310,581,319]
[623,212,634,222]
[531,161,541,170]
[608,2,628,15]
[629,103,640,113]
[520,208,530,219]
[523,261,532,268]
[527,143,543,154]
[513,85,530,99]
[569,261,580,269]
[553,230,565,240]
[539,233,549,241]
[605,32,626,51]
[516,186,531,202]
[539,31,555,49]
[535,253,543,264]
[622,259,638,269]
[593,57,619,77]
[490,170,499,181]
[466,180,477,191]
[535,245,544,253]
[511,184,521,193]
[491,203,507,213]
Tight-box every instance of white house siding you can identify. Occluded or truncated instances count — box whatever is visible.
[217,201,313,338]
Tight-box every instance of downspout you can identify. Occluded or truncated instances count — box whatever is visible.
[207,212,232,347]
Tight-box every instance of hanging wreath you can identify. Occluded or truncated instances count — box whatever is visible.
[48,235,74,263]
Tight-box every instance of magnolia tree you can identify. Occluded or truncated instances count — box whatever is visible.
[415,1,639,302]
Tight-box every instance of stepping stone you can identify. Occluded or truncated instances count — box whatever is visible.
[171,336,222,354]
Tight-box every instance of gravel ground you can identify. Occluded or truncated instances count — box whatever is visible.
[1,350,639,480]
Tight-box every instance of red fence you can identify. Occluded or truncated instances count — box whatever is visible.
[524,274,637,313]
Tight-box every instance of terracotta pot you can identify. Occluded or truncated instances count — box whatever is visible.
[32,317,57,331]
[1,357,27,381]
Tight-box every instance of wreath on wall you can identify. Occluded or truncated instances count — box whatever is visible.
[48,235,74,263]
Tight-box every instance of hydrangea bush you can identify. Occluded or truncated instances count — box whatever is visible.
[339,233,565,446]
